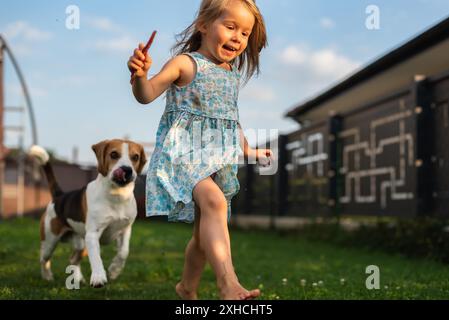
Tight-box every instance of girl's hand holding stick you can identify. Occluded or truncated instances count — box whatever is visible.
[128,30,157,85]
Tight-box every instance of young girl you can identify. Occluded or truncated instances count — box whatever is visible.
[128,0,272,300]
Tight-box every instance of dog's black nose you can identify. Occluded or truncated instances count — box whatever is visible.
[121,166,133,180]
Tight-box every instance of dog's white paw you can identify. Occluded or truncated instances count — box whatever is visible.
[108,269,121,281]
[90,269,107,288]
[41,270,54,281]
[41,261,54,281]
[108,259,126,280]
[73,267,85,284]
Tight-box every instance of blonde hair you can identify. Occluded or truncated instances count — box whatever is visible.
[172,0,267,83]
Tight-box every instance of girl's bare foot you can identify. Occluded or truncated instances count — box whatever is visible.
[219,279,261,300]
[176,282,198,300]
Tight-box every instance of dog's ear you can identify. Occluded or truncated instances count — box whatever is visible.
[136,144,147,175]
[92,140,110,176]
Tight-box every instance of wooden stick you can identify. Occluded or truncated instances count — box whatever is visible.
[130,30,157,84]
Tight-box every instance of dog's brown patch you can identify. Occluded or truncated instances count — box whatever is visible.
[81,191,87,222]
[70,249,86,265]
[127,140,147,174]
[50,216,66,236]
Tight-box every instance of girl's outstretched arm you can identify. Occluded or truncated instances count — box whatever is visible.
[238,123,273,165]
[238,123,251,160]
[128,45,192,104]
[131,57,180,104]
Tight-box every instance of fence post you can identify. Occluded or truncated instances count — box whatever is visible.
[328,114,343,217]
[244,163,254,214]
[413,75,434,216]
[276,134,288,218]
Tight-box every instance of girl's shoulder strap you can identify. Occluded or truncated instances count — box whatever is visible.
[183,52,205,71]
[184,51,202,59]
[187,52,240,76]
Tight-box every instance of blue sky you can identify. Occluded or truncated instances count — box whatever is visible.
[1,0,449,165]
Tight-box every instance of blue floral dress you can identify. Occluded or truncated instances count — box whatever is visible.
[145,52,243,223]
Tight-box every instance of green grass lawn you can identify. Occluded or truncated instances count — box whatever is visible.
[1,217,449,299]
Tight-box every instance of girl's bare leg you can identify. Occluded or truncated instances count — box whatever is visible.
[192,177,260,300]
[176,205,207,300]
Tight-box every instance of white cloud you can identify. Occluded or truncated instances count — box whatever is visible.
[3,21,52,41]
[280,45,307,65]
[320,17,336,29]
[279,44,360,80]
[86,17,121,32]
[310,49,359,77]
[83,16,137,53]
[95,36,137,53]
[1,21,52,56]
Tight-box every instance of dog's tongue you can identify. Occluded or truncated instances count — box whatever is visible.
[114,168,126,181]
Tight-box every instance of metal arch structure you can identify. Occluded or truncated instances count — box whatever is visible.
[0,34,38,146]
[0,34,39,217]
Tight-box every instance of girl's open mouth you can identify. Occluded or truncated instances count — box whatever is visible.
[223,45,237,54]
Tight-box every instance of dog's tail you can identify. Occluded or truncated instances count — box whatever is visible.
[29,145,63,200]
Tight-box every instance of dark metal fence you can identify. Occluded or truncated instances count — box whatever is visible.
[233,71,449,218]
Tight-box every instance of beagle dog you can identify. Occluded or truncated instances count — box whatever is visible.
[30,139,147,288]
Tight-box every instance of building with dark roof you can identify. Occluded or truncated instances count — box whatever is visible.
[286,16,449,126]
